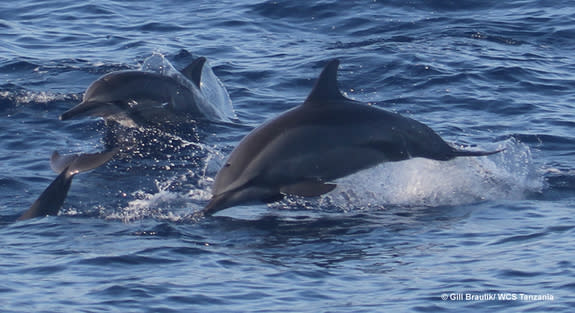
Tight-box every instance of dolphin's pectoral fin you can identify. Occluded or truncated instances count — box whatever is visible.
[280,181,337,197]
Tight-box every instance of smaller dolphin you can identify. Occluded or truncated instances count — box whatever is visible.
[18,149,117,221]
[201,59,500,216]
[60,57,227,127]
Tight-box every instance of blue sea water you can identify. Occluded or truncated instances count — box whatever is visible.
[1,0,574,312]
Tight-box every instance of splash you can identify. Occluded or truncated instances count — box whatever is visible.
[107,177,210,223]
[107,151,223,223]
[314,138,543,211]
[106,138,543,221]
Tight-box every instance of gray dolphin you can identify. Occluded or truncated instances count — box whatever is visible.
[60,57,224,127]
[200,59,500,216]
[18,149,117,221]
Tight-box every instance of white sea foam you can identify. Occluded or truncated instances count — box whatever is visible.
[0,90,78,105]
[108,152,223,222]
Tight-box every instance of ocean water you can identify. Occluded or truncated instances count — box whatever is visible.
[1,0,574,312]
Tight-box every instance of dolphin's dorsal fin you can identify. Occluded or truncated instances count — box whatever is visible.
[181,57,207,89]
[50,149,118,176]
[304,59,348,106]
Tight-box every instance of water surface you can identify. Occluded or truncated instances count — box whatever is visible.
[1,1,574,312]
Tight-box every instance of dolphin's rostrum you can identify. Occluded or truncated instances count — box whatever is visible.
[201,59,500,216]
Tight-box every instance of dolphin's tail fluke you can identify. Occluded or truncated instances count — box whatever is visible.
[450,147,504,159]
[18,149,118,221]
[50,149,118,175]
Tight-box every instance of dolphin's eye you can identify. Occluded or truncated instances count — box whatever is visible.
[224,163,231,167]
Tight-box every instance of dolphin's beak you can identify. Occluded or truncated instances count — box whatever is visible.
[201,187,285,217]
[201,193,233,217]
[60,101,94,120]
[60,100,115,120]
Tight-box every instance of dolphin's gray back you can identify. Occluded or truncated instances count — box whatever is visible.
[83,71,178,103]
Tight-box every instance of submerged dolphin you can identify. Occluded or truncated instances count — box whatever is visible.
[18,149,117,221]
[201,59,500,216]
[60,57,225,127]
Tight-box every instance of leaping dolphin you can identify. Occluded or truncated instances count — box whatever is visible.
[18,149,117,221]
[200,59,500,216]
[60,57,229,127]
